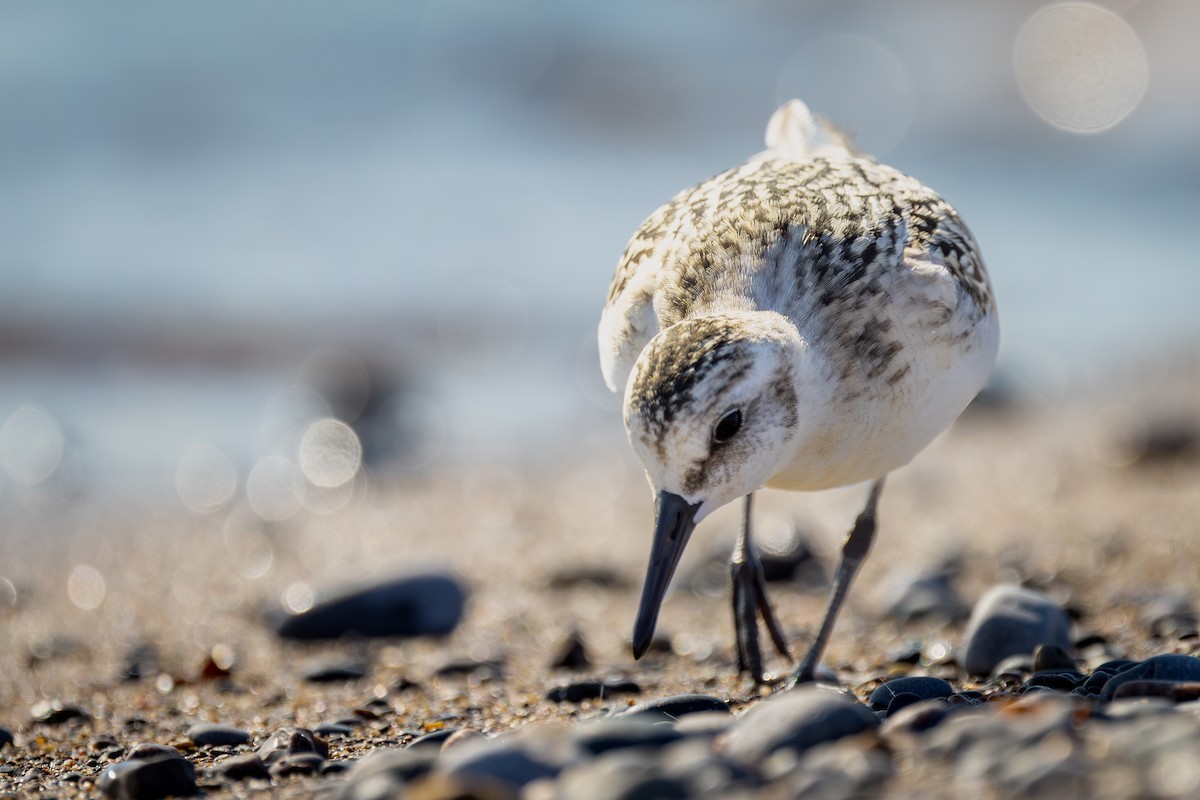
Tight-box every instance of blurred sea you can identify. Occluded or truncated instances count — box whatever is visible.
[1,1,1198,501]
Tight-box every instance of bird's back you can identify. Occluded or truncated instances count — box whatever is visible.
[599,101,998,487]
[600,102,994,398]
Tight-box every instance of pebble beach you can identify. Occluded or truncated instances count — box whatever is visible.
[2,351,1199,800]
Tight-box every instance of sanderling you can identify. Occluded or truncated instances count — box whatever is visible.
[599,100,998,685]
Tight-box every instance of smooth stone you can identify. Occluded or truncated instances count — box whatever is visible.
[549,630,592,670]
[867,677,953,711]
[1101,655,1200,701]
[316,723,354,737]
[1032,643,1077,672]
[879,699,954,740]
[1024,671,1082,692]
[271,752,326,777]
[407,728,460,749]
[214,753,271,781]
[616,694,731,720]
[99,755,198,799]
[720,687,879,763]
[31,701,88,725]
[435,658,505,680]
[322,760,355,774]
[884,567,966,623]
[302,662,368,682]
[546,678,640,703]
[257,728,328,764]
[187,723,251,747]
[960,585,1073,677]
[338,748,438,800]
[572,718,683,755]
[0,728,12,748]
[126,744,183,761]
[275,572,466,640]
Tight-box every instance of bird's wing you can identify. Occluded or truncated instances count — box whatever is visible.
[598,191,690,394]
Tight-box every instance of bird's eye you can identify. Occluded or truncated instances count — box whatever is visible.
[713,409,742,443]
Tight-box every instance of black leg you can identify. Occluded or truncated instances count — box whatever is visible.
[730,492,792,683]
[788,477,886,687]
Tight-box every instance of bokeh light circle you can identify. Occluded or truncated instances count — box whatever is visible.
[298,418,363,488]
[67,564,106,610]
[246,456,303,521]
[1014,3,1148,133]
[0,405,64,485]
[175,444,237,513]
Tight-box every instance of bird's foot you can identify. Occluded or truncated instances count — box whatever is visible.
[731,553,792,684]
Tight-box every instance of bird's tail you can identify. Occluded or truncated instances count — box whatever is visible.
[756,99,861,162]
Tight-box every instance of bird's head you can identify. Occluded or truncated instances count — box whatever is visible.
[623,311,805,657]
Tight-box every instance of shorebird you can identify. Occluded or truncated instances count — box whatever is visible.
[599,100,998,685]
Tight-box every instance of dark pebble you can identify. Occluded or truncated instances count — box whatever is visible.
[1146,595,1199,639]
[302,662,368,682]
[0,728,12,748]
[1074,631,1108,649]
[960,585,1073,676]
[880,698,954,738]
[214,753,271,782]
[31,701,88,726]
[616,694,731,720]
[337,748,438,800]
[316,723,354,737]
[1100,654,1200,701]
[435,658,505,680]
[407,728,459,749]
[61,771,84,782]
[573,718,683,755]
[721,687,880,763]
[867,677,953,711]
[99,755,198,799]
[547,678,641,703]
[322,760,355,775]
[549,630,591,670]
[885,567,966,623]
[270,752,326,777]
[1080,672,1111,695]
[757,525,826,586]
[274,572,466,640]
[257,728,328,764]
[187,723,251,747]
[1124,418,1199,465]
[1032,643,1077,672]
[545,565,629,590]
[1094,659,1138,675]
[885,692,922,715]
[126,744,183,761]
[120,643,160,682]
[1024,671,1082,692]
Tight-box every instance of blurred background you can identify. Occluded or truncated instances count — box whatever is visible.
[1,0,1197,512]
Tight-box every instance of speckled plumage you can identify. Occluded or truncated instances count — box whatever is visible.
[601,100,998,497]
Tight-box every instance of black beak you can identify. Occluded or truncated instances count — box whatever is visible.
[632,491,702,659]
